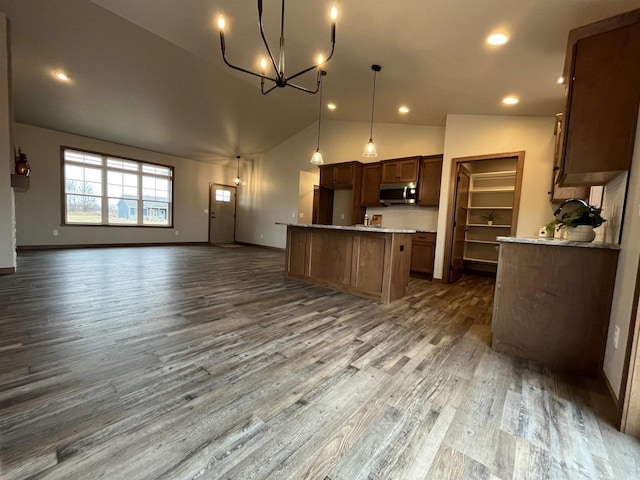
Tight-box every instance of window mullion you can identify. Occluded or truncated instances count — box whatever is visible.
[101,156,108,223]
[137,166,143,225]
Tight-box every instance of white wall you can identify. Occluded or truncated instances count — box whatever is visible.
[604,108,640,397]
[13,123,237,246]
[0,12,16,271]
[237,119,445,248]
[297,170,317,224]
[433,114,557,279]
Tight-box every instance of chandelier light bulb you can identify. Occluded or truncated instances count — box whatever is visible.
[317,55,324,65]
[260,58,268,71]
[330,7,338,20]
[217,17,226,30]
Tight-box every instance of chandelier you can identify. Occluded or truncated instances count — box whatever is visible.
[217,1,337,95]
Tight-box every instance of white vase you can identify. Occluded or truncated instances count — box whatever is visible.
[565,225,596,242]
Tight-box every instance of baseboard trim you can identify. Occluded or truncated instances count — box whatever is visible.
[235,241,286,252]
[600,369,621,428]
[0,266,16,275]
[17,242,209,252]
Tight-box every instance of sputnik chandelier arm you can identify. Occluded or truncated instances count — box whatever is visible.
[218,0,337,95]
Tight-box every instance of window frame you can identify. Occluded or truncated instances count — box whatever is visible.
[60,146,175,228]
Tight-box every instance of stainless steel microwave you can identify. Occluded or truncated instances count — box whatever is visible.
[379,182,418,205]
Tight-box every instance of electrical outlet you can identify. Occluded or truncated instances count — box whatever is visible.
[260,234,263,239]
[341,214,345,219]
[175,230,179,236]
[204,209,208,214]
[299,212,304,218]
[613,325,620,349]
[52,229,58,236]
[292,212,296,218]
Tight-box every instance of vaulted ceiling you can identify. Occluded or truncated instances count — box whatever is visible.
[2,0,640,163]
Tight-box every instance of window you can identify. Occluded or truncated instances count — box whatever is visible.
[62,147,174,227]
[215,189,231,202]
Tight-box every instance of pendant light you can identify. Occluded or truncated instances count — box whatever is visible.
[363,64,381,158]
[234,156,241,185]
[310,71,327,165]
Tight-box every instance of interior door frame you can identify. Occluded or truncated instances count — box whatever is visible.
[208,182,237,244]
[442,151,526,284]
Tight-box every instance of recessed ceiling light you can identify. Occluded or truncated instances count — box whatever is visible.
[487,33,509,46]
[53,70,70,82]
[327,103,336,110]
[398,106,410,114]
[502,96,519,105]
[556,75,565,84]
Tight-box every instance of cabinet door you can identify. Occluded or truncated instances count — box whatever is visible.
[410,233,436,274]
[561,21,640,185]
[418,156,443,206]
[319,165,335,187]
[381,161,399,183]
[361,163,382,206]
[551,115,590,201]
[397,158,420,182]
[334,163,354,187]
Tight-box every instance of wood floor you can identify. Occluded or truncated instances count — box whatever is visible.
[0,246,638,480]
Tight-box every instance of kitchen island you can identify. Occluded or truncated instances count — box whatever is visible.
[492,236,620,375]
[279,223,415,304]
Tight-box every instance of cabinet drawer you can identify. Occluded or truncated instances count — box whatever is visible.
[413,232,436,243]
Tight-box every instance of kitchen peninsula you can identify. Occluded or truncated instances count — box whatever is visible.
[279,223,415,304]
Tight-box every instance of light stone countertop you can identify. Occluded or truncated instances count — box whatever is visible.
[496,236,621,250]
[276,222,417,234]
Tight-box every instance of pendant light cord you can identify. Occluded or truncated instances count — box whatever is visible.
[369,69,377,140]
[316,73,324,149]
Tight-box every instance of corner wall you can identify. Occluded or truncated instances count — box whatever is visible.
[0,12,16,271]
[236,119,446,248]
[13,123,237,246]
[434,114,557,279]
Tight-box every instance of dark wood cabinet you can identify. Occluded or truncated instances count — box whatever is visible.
[492,241,619,376]
[417,155,443,207]
[550,114,590,201]
[558,9,640,186]
[381,157,420,183]
[360,163,382,207]
[410,232,436,274]
[320,162,356,188]
[316,161,364,225]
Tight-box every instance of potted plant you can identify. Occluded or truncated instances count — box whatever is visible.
[558,204,606,242]
[480,211,498,225]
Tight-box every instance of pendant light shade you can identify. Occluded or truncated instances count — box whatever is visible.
[234,156,241,185]
[310,71,327,165]
[363,64,381,158]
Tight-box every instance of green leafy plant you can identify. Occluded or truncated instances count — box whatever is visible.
[558,204,606,228]
[480,211,498,223]
[545,219,559,234]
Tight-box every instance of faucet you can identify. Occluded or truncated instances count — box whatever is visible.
[553,198,590,217]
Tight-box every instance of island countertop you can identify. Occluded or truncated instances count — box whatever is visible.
[276,222,417,234]
[496,236,620,250]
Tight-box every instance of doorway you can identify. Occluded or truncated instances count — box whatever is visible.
[209,183,237,244]
[443,151,525,283]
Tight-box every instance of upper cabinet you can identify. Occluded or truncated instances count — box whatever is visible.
[361,163,382,207]
[550,114,590,201]
[320,161,360,188]
[558,9,640,186]
[380,156,420,183]
[418,155,443,207]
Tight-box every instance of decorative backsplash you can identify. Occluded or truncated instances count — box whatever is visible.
[365,205,439,231]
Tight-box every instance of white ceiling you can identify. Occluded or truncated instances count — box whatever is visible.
[2,0,640,163]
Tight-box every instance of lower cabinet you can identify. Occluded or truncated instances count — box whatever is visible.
[492,241,619,376]
[410,232,436,274]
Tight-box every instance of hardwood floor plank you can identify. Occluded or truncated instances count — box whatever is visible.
[0,246,637,479]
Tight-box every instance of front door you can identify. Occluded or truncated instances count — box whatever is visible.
[209,184,236,244]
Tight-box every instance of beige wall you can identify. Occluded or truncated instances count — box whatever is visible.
[434,114,557,279]
[13,123,237,246]
[604,107,640,396]
[297,170,318,224]
[0,12,16,270]
[237,119,446,248]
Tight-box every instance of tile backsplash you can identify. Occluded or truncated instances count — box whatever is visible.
[365,205,439,231]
